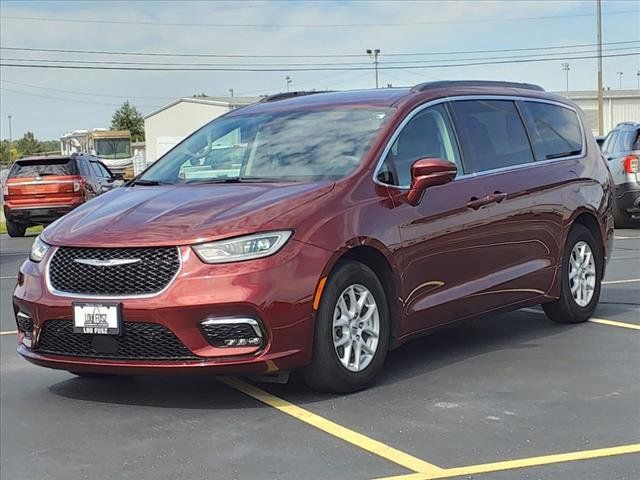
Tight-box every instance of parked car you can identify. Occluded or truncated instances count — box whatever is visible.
[3,154,119,237]
[14,81,614,393]
[600,122,639,228]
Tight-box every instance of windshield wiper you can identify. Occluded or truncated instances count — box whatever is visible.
[131,179,166,186]
[187,177,284,184]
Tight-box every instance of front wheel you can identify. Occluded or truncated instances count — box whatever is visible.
[542,224,602,324]
[302,261,390,393]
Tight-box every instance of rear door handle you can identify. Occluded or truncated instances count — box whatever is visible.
[467,195,494,210]
[491,191,508,203]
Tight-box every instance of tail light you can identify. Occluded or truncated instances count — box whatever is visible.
[622,155,639,174]
[73,177,84,192]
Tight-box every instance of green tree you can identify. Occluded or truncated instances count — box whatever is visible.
[0,140,20,165]
[111,101,145,142]
[15,132,40,156]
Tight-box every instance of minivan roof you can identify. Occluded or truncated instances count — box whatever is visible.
[232,81,566,116]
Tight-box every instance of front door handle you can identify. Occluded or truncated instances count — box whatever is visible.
[491,191,508,203]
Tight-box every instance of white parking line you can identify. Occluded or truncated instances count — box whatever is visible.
[614,236,640,240]
[0,330,18,336]
[602,278,640,285]
[0,276,18,280]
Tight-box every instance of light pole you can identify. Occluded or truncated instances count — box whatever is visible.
[285,75,293,92]
[366,48,381,88]
[596,0,603,135]
[229,88,234,98]
[7,115,12,143]
[561,62,570,92]
[616,71,623,89]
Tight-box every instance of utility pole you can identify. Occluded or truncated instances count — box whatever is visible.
[285,75,292,92]
[637,70,640,89]
[228,88,234,98]
[561,63,570,92]
[616,72,623,89]
[366,48,381,88]
[596,0,603,135]
[7,115,12,143]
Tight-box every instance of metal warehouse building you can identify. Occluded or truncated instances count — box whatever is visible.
[144,96,258,162]
[559,89,640,135]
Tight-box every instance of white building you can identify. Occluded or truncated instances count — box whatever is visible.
[558,89,640,135]
[144,96,259,162]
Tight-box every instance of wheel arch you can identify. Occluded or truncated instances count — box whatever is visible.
[317,240,403,345]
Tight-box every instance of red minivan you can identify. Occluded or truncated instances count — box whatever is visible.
[3,154,118,237]
[13,81,614,392]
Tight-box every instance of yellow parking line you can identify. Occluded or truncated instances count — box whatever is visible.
[589,318,640,330]
[520,309,639,330]
[602,278,640,285]
[373,443,640,480]
[221,377,444,475]
[0,330,18,336]
[614,236,640,240]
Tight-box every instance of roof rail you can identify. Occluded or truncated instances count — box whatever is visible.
[259,90,331,103]
[411,80,545,93]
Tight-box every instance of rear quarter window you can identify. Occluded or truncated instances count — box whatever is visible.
[9,159,76,178]
[520,102,583,160]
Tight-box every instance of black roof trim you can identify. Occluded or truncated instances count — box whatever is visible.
[411,80,545,93]
[259,90,332,103]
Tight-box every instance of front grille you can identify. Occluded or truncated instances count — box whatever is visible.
[49,246,180,296]
[35,320,199,360]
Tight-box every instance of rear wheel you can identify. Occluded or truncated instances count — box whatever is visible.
[543,224,602,324]
[5,220,26,237]
[613,206,634,229]
[302,261,390,393]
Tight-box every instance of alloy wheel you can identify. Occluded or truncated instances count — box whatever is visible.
[568,241,596,307]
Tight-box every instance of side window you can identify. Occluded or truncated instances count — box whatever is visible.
[97,163,112,179]
[521,101,583,161]
[377,104,461,186]
[76,159,90,177]
[601,131,616,154]
[90,162,107,179]
[450,100,534,173]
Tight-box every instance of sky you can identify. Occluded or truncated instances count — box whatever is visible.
[0,0,638,140]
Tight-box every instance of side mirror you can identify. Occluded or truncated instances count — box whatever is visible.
[406,158,457,206]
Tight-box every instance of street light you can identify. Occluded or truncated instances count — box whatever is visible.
[285,75,293,93]
[616,71,623,89]
[561,62,570,92]
[366,48,381,88]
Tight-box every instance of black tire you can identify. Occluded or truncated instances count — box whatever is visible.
[613,206,634,229]
[302,261,390,393]
[5,219,26,237]
[542,224,602,324]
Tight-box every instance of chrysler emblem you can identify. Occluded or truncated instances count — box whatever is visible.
[74,258,141,267]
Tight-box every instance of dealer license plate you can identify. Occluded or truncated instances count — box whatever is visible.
[73,303,121,335]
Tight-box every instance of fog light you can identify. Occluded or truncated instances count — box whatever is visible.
[200,318,265,348]
[16,311,34,348]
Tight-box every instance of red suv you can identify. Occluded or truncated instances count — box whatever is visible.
[13,82,614,392]
[3,154,118,237]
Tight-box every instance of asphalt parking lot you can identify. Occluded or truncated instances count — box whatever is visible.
[1,231,638,480]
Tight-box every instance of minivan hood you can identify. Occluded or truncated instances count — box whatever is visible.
[42,182,334,247]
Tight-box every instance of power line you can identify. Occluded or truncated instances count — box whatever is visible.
[1,40,638,59]
[0,87,161,108]
[3,46,638,68]
[2,51,637,72]
[0,79,178,99]
[1,9,636,28]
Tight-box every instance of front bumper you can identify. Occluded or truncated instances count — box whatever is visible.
[13,240,331,375]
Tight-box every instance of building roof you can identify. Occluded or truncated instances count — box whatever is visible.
[145,96,260,119]
[555,89,640,100]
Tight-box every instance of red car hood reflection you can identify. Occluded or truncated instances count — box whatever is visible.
[42,182,334,247]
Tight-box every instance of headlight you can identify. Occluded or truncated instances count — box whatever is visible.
[192,231,292,264]
[29,235,51,262]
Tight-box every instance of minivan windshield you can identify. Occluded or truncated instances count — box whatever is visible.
[136,107,393,184]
